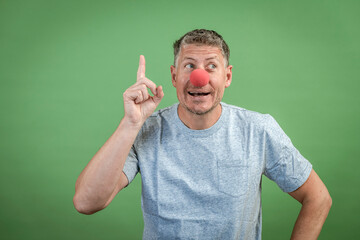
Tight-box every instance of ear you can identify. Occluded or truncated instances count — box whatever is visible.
[225,65,233,88]
[170,65,177,87]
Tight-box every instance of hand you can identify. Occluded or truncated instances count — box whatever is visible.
[123,55,164,128]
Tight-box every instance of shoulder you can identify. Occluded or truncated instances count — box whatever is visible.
[223,103,292,146]
[138,103,177,136]
[149,104,177,119]
[221,102,275,129]
[145,104,176,125]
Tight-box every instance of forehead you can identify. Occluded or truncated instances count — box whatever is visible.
[178,44,224,62]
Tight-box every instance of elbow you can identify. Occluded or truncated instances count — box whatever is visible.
[321,193,332,220]
[325,193,332,212]
[303,189,332,215]
[315,190,332,215]
[73,194,102,215]
[74,204,94,215]
[320,187,332,212]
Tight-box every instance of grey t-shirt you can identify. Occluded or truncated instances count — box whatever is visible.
[123,102,312,240]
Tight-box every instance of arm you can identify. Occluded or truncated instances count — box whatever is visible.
[288,169,332,239]
[73,55,164,215]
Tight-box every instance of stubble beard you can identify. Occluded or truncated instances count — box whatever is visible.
[182,94,222,116]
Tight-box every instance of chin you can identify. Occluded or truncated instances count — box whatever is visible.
[185,102,219,116]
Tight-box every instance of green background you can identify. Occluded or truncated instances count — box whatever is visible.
[1,0,359,239]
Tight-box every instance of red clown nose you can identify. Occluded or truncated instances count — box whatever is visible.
[190,69,209,87]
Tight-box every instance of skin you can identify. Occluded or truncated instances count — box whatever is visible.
[73,55,164,214]
[74,46,331,239]
[288,170,332,239]
[170,44,232,130]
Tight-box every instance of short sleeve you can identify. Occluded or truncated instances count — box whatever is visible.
[263,115,312,193]
[122,145,140,185]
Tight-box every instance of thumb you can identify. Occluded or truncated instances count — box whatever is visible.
[153,85,164,105]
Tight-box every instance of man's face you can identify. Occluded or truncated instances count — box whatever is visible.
[171,44,232,116]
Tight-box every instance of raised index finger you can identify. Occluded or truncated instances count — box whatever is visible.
[137,55,146,81]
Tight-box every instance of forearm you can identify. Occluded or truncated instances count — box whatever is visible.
[73,118,141,214]
[290,194,332,239]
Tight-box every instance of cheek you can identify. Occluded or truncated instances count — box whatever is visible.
[179,74,191,88]
[209,74,226,88]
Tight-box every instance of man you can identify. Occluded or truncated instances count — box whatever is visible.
[74,29,332,239]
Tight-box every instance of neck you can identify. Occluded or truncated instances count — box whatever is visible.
[177,104,222,130]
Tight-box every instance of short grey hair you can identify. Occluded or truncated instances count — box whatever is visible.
[173,29,230,67]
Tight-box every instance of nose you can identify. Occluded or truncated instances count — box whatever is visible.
[190,69,209,87]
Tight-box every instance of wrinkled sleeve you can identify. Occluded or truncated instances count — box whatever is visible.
[122,145,139,185]
[263,115,312,193]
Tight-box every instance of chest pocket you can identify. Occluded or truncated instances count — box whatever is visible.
[217,160,249,198]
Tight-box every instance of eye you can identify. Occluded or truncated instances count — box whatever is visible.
[208,64,216,70]
[185,63,194,69]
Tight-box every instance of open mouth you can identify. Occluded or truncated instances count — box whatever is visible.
[188,91,210,96]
